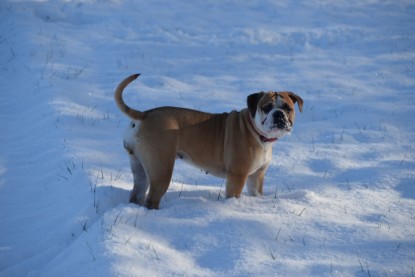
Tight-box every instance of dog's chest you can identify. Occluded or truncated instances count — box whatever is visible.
[248,145,272,175]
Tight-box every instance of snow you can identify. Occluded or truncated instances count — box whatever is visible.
[1,0,414,276]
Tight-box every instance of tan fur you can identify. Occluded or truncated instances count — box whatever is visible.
[115,74,303,209]
[114,73,145,120]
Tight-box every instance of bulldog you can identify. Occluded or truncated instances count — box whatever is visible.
[115,74,303,209]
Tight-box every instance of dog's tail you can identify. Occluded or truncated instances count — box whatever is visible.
[114,73,145,120]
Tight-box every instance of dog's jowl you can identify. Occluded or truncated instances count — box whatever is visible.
[115,74,303,209]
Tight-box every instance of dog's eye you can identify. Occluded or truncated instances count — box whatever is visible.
[282,103,292,112]
[262,103,273,113]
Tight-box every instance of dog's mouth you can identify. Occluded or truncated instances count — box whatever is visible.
[270,123,292,132]
[265,121,292,139]
[264,116,291,130]
[270,126,292,136]
[254,112,293,140]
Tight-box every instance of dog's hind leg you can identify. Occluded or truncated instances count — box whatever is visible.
[139,147,176,210]
[145,159,175,210]
[129,154,148,205]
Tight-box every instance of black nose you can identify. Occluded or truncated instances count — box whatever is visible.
[273,110,286,129]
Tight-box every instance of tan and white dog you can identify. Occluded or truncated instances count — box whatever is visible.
[115,74,303,209]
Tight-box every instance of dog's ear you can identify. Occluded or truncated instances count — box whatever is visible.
[287,92,303,113]
[247,92,264,117]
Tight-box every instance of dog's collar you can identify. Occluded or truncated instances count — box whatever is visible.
[261,136,278,143]
[247,113,278,143]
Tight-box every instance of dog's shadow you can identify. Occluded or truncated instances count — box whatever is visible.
[94,183,223,212]
[93,185,130,212]
[162,185,224,207]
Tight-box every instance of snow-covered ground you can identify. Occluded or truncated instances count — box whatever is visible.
[1,0,414,276]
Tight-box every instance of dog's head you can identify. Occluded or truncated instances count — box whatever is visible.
[247,91,303,140]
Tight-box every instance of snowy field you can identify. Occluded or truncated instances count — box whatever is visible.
[1,0,414,276]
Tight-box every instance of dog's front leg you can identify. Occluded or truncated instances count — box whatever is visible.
[246,165,268,196]
[225,173,248,198]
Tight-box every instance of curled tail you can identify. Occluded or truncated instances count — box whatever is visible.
[114,73,145,120]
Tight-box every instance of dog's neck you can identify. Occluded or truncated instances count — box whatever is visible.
[246,112,278,143]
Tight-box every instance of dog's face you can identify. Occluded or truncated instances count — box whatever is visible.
[247,92,303,140]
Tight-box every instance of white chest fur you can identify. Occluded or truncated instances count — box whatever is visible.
[248,144,272,175]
